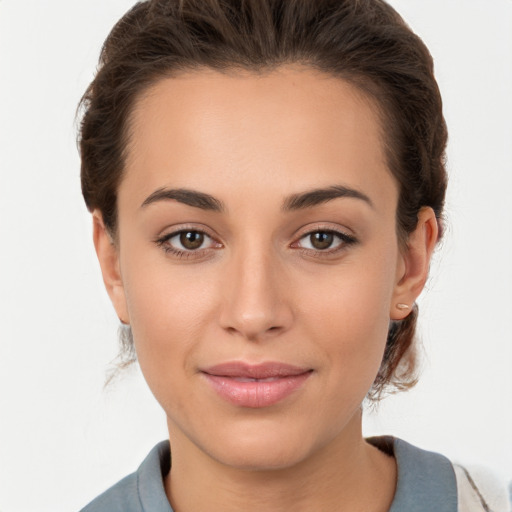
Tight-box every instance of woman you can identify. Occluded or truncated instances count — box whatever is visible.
[77,1,509,511]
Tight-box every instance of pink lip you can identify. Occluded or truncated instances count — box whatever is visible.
[201,362,313,408]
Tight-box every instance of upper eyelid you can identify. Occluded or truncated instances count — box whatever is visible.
[299,228,348,237]
[293,223,355,240]
[156,224,219,241]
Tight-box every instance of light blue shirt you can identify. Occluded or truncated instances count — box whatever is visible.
[80,437,458,512]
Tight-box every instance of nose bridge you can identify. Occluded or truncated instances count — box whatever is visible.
[220,237,291,340]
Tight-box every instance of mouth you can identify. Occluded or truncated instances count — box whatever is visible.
[200,362,313,408]
[226,376,286,382]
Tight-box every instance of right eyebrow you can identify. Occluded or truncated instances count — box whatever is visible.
[140,187,225,212]
[282,185,374,211]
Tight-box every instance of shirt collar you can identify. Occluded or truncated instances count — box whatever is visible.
[137,437,458,512]
[368,436,458,512]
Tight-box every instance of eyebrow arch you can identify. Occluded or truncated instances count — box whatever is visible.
[282,185,374,211]
[141,187,225,212]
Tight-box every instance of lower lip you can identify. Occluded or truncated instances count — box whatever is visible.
[203,372,312,408]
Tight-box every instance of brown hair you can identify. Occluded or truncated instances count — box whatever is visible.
[78,0,447,399]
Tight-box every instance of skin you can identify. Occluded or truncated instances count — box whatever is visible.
[94,65,438,512]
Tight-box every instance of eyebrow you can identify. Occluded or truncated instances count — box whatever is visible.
[282,185,374,211]
[141,187,224,212]
[140,184,373,213]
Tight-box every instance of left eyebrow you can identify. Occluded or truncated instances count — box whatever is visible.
[140,187,225,212]
[282,185,374,211]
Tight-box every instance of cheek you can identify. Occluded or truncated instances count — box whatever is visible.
[299,251,397,381]
[122,269,215,420]
[119,247,220,382]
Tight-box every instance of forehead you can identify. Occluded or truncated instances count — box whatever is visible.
[122,65,396,211]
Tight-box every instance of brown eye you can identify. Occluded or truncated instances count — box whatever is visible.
[295,229,356,254]
[158,229,219,255]
[156,227,223,259]
[309,231,334,250]
[180,231,204,250]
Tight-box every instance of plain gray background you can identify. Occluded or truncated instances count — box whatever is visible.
[0,1,511,510]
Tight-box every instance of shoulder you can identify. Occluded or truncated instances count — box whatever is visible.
[79,441,172,512]
[453,463,511,512]
[80,472,141,512]
[368,436,511,512]
[385,437,459,512]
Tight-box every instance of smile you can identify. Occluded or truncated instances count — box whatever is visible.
[201,362,313,408]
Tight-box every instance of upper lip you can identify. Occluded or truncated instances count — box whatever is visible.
[201,362,312,379]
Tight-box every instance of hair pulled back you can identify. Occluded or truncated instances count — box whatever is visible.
[78,0,447,399]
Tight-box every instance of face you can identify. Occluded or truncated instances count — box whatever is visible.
[95,65,434,471]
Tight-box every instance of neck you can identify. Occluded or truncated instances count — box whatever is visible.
[164,412,397,512]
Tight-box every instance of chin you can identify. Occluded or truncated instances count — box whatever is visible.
[212,442,309,472]
[196,419,328,472]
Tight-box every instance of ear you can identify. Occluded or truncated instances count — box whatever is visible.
[391,207,439,320]
[92,210,129,325]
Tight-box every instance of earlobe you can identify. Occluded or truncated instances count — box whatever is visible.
[92,211,129,325]
[391,207,439,320]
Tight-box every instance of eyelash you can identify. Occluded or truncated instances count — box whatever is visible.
[155,227,357,260]
[155,228,220,259]
[293,229,357,257]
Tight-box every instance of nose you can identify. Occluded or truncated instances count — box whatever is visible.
[219,242,293,341]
